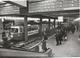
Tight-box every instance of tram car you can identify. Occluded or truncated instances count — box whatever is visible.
[9,25,39,41]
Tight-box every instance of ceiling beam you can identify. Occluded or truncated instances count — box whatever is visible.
[29,0,45,3]
[4,1,25,7]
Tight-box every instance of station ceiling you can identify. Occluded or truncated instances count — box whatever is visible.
[0,0,79,18]
[0,0,45,8]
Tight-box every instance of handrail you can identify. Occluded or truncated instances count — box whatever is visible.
[12,37,41,48]
[28,39,43,49]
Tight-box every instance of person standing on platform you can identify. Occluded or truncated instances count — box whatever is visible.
[55,30,62,46]
[71,24,75,34]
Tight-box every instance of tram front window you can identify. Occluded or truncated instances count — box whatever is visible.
[11,28,18,33]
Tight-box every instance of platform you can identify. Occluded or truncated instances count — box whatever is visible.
[47,31,80,57]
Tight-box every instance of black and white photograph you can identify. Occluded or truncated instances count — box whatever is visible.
[0,0,80,58]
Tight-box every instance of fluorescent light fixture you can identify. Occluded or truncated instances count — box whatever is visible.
[42,18,48,21]
[51,19,54,22]
[28,17,40,21]
[58,16,63,22]
[0,16,40,21]
[74,17,80,21]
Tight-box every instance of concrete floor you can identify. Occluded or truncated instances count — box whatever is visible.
[47,31,80,57]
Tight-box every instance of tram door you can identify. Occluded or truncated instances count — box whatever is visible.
[0,19,3,42]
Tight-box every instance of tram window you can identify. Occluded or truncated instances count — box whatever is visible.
[15,29,18,33]
[11,28,18,33]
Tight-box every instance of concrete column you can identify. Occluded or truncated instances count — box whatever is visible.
[48,18,50,30]
[39,17,43,39]
[27,0,29,12]
[53,19,56,28]
[24,0,29,41]
[24,16,28,41]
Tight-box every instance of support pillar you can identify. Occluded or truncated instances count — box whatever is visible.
[39,17,43,39]
[24,16,28,41]
[24,0,29,41]
[53,19,56,28]
[48,18,50,30]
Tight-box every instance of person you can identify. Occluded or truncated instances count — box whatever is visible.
[42,32,48,52]
[61,27,67,41]
[55,30,62,46]
[43,32,48,40]
[76,25,78,31]
[71,24,75,34]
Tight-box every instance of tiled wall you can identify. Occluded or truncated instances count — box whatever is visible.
[29,0,79,13]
